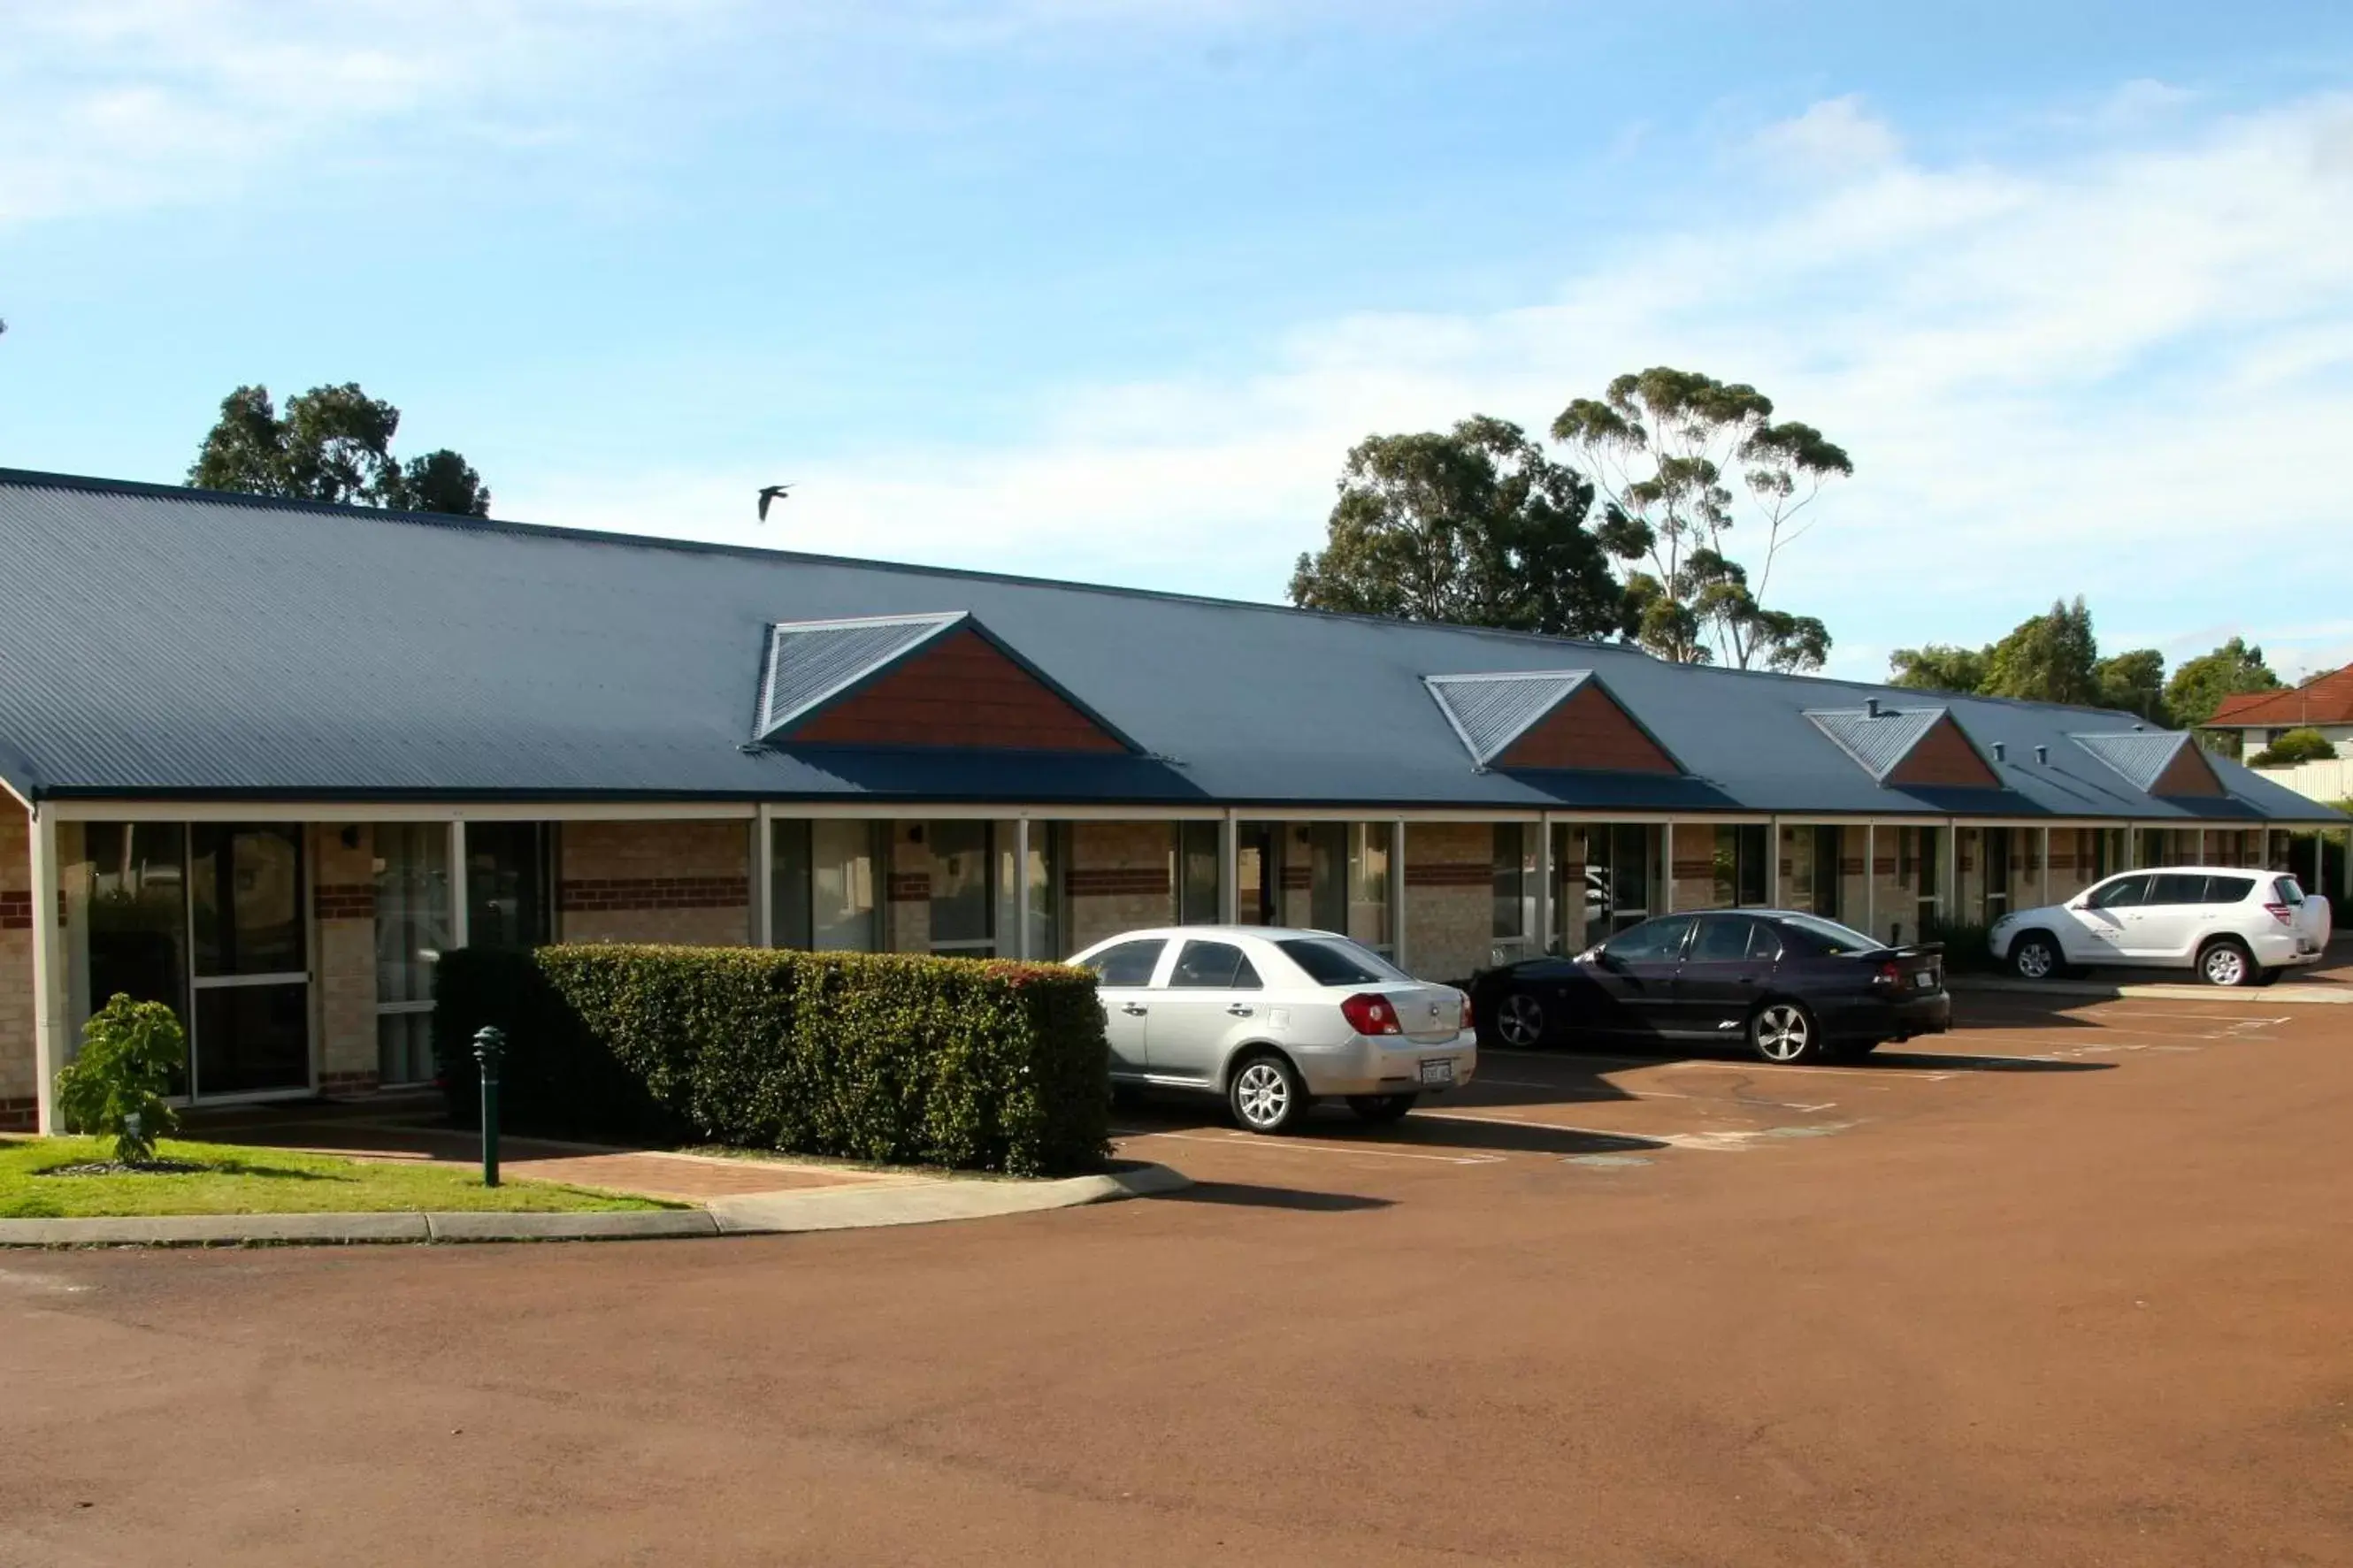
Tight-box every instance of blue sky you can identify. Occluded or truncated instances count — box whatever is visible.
[4,1,2352,685]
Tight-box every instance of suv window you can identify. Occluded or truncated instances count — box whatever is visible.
[2273,876,2307,906]
[1276,937,1406,986]
[1604,914,1697,963]
[1169,940,1261,990]
[2148,874,2208,906]
[2088,876,2150,910]
[1082,939,1165,988]
[1691,914,1760,962]
[2200,876,2255,905]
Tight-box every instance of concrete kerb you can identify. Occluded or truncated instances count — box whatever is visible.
[0,1163,1192,1248]
[1951,975,2352,1005]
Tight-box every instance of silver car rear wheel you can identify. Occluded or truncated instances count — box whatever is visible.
[1230,1054,1307,1134]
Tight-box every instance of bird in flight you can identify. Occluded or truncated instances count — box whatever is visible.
[756,483,793,522]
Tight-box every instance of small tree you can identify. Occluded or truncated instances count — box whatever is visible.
[2250,728,2338,767]
[54,994,186,1165]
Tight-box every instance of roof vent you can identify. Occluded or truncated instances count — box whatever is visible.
[2035,745,2049,764]
[1864,697,1882,719]
[1991,742,2006,761]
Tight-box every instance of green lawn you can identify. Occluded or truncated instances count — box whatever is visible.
[0,1137,670,1220]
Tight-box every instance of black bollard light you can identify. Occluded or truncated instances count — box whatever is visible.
[472,1025,506,1188]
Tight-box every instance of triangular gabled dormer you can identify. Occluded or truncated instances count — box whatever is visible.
[1805,701,2000,788]
[754,611,1137,753]
[1423,669,1682,775]
[2071,730,2225,799]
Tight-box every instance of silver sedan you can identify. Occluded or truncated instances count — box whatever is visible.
[1068,926,1477,1134]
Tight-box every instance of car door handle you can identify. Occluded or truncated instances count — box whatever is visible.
[1226,1004,1254,1016]
[1121,1003,1148,1016]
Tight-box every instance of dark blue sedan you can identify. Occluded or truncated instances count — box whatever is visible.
[1468,910,1951,1065]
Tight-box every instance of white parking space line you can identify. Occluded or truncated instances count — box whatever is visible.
[1657,1059,1957,1082]
[1109,1127,1507,1166]
[2064,1009,2292,1026]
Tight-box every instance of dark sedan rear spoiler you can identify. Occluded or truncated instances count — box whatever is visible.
[1870,942,1946,960]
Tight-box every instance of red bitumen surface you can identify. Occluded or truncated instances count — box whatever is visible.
[4,987,2351,1565]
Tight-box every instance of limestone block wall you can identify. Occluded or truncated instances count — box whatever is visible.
[311,823,379,1092]
[1403,822,1491,983]
[1666,823,1719,914]
[1064,821,1175,954]
[561,821,753,946]
[0,803,35,1128]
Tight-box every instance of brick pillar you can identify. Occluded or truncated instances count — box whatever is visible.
[313,823,379,1096]
[0,803,36,1130]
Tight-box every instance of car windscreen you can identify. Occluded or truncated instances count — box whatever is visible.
[1774,914,1880,955]
[1276,937,1409,986]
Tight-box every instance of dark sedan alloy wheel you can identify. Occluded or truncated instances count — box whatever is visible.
[1495,990,1548,1047]
[1749,1001,1821,1065]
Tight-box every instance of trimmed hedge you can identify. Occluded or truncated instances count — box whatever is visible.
[434,945,1109,1176]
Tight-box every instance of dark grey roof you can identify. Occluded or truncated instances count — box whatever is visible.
[1805,705,1949,782]
[2071,730,2195,793]
[1423,670,1593,769]
[755,611,965,741]
[0,468,2340,822]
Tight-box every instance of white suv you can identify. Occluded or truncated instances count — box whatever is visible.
[1989,867,2333,987]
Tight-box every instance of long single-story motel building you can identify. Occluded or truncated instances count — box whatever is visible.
[2,468,2345,1131]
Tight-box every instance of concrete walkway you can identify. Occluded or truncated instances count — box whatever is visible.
[0,1163,1188,1248]
[1952,974,2351,1004]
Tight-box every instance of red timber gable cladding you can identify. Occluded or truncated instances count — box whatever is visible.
[1494,683,1680,774]
[1884,713,2002,789]
[785,627,1129,753]
[2150,743,2226,798]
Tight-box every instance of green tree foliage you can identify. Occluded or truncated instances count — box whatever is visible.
[1551,367,1851,669]
[1892,602,2176,715]
[2164,637,2281,728]
[1984,597,2101,706]
[2250,728,2337,767]
[53,994,186,1165]
[1889,643,1991,694]
[188,382,492,516]
[2093,648,2169,724]
[1289,417,1626,638]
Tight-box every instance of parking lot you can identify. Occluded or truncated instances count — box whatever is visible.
[5,980,2352,1566]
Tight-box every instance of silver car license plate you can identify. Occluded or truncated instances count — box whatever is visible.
[1915,971,1935,989]
[1419,1059,1455,1087]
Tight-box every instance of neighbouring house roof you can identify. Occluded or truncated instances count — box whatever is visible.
[0,467,2338,822]
[2204,666,2353,730]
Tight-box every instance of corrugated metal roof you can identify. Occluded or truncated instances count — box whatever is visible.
[0,468,2339,822]
[1805,705,1947,782]
[2071,730,2193,793]
[755,611,965,741]
[1423,670,1591,768]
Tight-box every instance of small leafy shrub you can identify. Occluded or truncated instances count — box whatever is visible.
[2250,728,2338,767]
[1923,919,1998,973]
[435,945,1109,1176]
[53,993,185,1164]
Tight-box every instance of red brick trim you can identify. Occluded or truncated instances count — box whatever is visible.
[886,872,931,903]
[560,876,751,913]
[0,1096,36,1131]
[1280,866,1312,891]
[315,883,376,921]
[0,890,28,929]
[1065,867,1170,898]
[319,1070,382,1096]
[1405,861,1491,888]
[1671,859,1715,880]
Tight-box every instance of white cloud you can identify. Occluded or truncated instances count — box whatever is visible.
[512,90,2353,682]
[1749,95,1904,178]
